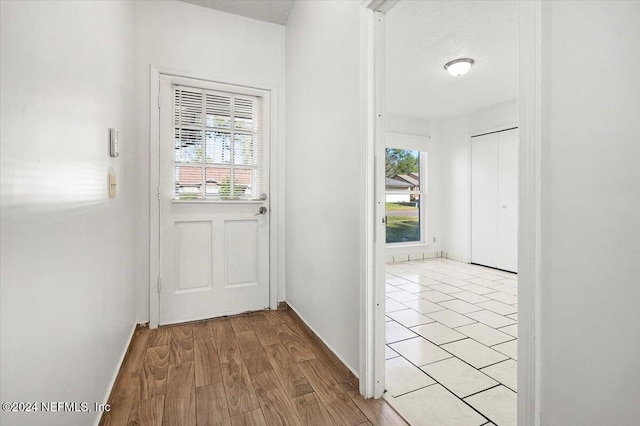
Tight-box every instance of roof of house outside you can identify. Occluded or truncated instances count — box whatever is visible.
[386,173,420,191]
[177,165,252,186]
[386,176,413,189]
[177,166,202,186]
[396,173,420,187]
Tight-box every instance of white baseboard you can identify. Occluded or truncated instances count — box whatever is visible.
[443,252,470,263]
[423,251,441,259]
[286,302,359,378]
[94,323,137,426]
[386,251,442,263]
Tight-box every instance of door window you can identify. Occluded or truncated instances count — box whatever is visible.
[174,86,264,200]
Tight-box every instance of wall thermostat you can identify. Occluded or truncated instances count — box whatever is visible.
[110,128,119,158]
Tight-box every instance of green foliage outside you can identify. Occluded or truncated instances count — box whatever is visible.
[386,202,420,244]
[218,179,231,197]
[178,192,199,200]
[386,215,420,243]
[385,202,415,210]
[385,148,419,178]
[386,201,420,244]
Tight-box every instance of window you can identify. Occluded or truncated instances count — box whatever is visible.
[385,148,426,244]
[173,85,264,200]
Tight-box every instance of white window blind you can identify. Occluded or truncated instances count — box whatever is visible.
[173,84,264,200]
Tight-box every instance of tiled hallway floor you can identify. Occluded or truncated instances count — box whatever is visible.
[383,258,517,426]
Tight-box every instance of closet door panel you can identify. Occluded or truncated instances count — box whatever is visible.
[471,133,498,268]
[497,129,518,272]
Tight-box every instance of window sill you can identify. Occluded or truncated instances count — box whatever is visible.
[386,242,428,248]
[171,199,265,204]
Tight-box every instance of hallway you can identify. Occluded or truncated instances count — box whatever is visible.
[2,2,639,425]
[102,309,407,425]
[384,258,517,425]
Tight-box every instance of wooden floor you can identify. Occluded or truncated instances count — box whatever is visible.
[101,309,407,426]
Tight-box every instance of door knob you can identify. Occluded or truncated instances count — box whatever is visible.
[256,206,268,215]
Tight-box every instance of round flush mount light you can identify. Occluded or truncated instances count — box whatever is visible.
[444,58,475,76]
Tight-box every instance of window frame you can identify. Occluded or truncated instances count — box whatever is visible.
[384,146,428,246]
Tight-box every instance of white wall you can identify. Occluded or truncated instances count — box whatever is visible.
[437,99,518,261]
[286,0,362,372]
[387,114,430,136]
[385,117,444,260]
[436,116,472,261]
[0,1,136,425]
[133,0,286,321]
[469,98,518,136]
[539,2,640,424]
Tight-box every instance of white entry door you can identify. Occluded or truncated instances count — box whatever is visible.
[158,75,270,325]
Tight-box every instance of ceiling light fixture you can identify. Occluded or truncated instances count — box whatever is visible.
[444,58,475,76]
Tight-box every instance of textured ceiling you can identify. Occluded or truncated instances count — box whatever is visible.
[386,0,518,121]
[179,0,294,25]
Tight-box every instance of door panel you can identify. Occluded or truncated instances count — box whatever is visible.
[175,221,212,290]
[471,133,498,268]
[225,220,258,286]
[497,129,518,272]
[158,76,270,325]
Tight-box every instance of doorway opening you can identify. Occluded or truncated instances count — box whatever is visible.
[375,1,520,424]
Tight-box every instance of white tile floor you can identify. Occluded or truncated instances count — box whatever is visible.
[384,258,518,426]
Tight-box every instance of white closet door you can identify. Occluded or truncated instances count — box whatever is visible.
[471,133,498,268]
[497,129,518,272]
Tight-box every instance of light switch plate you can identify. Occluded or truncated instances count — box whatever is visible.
[109,173,116,198]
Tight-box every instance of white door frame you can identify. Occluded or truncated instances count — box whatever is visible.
[517,1,542,424]
[360,1,542,425]
[359,2,386,399]
[149,66,282,329]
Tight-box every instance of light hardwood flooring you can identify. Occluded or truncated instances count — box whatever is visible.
[101,309,407,426]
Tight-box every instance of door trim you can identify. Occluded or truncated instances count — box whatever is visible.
[360,1,390,399]
[359,3,380,399]
[362,1,542,425]
[148,66,282,328]
[517,1,543,425]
